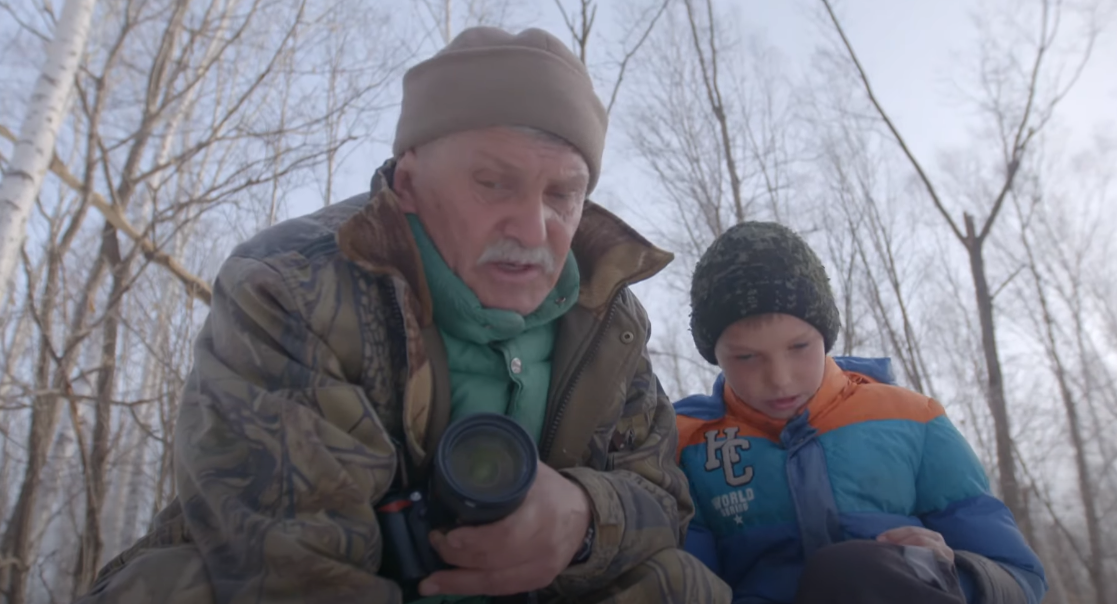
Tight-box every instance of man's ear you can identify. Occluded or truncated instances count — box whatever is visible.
[393,150,419,212]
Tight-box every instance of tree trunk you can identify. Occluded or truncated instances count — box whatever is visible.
[104,318,163,558]
[0,222,107,603]
[0,385,62,604]
[71,222,128,596]
[1025,238,1110,604]
[0,0,96,300]
[0,274,37,405]
[0,242,66,604]
[1045,316,1107,604]
[963,213,1028,541]
[0,439,13,535]
[115,415,152,553]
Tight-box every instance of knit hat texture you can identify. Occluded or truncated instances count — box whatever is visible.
[690,222,841,364]
[393,27,608,192]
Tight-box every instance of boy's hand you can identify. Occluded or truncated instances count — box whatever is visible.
[419,462,592,597]
[877,526,954,564]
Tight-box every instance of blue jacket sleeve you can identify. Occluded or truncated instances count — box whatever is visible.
[682,480,721,577]
[915,414,1047,604]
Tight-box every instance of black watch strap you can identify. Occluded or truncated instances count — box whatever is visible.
[572,519,595,565]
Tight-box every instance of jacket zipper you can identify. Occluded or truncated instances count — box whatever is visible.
[539,298,620,461]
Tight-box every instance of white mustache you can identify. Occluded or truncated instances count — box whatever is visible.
[477,239,557,273]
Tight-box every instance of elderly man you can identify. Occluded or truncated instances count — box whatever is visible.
[75,26,728,604]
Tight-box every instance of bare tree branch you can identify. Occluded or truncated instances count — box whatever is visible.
[604,0,669,115]
[819,0,964,242]
[683,0,743,222]
[0,125,212,305]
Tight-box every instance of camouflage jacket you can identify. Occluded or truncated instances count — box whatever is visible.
[77,163,700,603]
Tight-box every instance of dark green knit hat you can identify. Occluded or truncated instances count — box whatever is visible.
[689,222,841,364]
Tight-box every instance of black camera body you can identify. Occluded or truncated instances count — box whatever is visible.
[375,488,448,585]
[377,412,539,594]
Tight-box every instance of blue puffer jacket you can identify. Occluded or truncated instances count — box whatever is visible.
[674,356,1046,604]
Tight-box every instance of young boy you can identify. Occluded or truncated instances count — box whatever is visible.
[674,222,1046,604]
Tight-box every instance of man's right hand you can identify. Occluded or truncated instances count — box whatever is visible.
[418,462,592,597]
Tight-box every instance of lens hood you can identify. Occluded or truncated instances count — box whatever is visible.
[432,412,538,526]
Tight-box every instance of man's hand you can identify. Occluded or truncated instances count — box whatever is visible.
[877,526,954,564]
[418,462,593,597]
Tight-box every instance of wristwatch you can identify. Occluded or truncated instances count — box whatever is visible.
[571,519,595,565]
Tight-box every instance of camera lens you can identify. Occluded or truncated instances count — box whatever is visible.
[449,432,521,495]
[432,413,538,526]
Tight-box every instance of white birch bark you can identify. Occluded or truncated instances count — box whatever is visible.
[0,0,96,302]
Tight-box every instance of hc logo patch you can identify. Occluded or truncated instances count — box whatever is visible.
[704,428,754,487]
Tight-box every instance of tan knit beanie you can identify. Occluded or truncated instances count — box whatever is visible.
[393,27,609,192]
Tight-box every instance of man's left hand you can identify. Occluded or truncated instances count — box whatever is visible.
[418,462,593,597]
[877,526,955,564]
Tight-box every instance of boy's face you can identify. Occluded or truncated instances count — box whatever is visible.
[714,313,827,420]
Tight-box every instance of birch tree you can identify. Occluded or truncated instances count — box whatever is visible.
[0,0,95,305]
[0,0,410,600]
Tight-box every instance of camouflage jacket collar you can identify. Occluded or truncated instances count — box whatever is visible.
[336,159,674,330]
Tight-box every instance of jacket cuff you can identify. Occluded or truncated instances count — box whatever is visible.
[554,467,624,585]
[954,551,1026,604]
